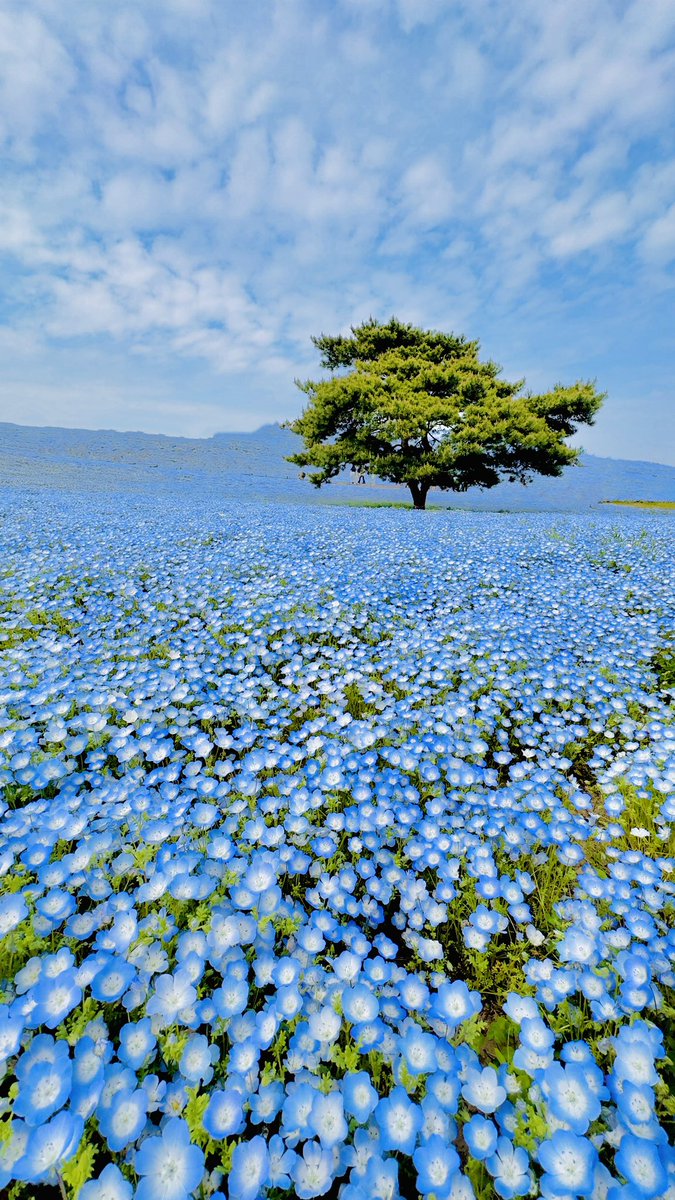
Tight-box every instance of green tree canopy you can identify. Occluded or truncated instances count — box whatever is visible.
[285,317,605,509]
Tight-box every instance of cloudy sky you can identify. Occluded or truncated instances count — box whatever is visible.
[1,0,674,462]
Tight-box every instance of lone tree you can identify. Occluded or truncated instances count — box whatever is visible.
[285,318,604,509]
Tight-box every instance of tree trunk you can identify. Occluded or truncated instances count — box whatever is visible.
[408,481,429,510]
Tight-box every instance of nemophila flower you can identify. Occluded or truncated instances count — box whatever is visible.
[0,1116,31,1188]
[426,1071,461,1115]
[163,1083,189,1117]
[98,1087,148,1151]
[513,1017,555,1074]
[291,1140,335,1199]
[202,1088,245,1138]
[616,1082,656,1130]
[431,980,482,1030]
[0,1008,24,1063]
[14,1036,72,1125]
[0,892,28,935]
[342,982,379,1024]
[542,1062,602,1135]
[79,1162,134,1200]
[376,1085,423,1154]
[267,1133,295,1189]
[419,1094,451,1142]
[249,1080,284,1124]
[228,1134,270,1200]
[486,1137,530,1199]
[413,1133,460,1195]
[135,1118,205,1200]
[308,1089,348,1148]
[399,1025,438,1076]
[90,958,136,1003]
[212,974,249,1019]
[362,1153,399,1200]
[538,1129,597,1198]
[503,994,540,1025]
[35,888,76,926]
[29,968,82,1027]
[308,1004,341,1046]
[118,1018,156,1070]
[145,970,197,1025]
[464,1114,499,1161]
[228,1035,260,1075]
[343,1071,379,1123]
[99,1063,137,1111]
[178,1033,219,1086]
[613,1037,659,1088]
[13,1110,82,1185]
[556,926,599,966]
[614,1134,667,1198]
[462,1066,507,1114]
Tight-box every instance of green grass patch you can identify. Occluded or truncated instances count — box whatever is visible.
[600,499,675,509]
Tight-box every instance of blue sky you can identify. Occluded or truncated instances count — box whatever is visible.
[1,0,674,463]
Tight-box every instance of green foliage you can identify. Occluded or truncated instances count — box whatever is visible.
[286,317,604,509]
[652,640,675,691]
[60,1138,98,1197]
[159,1028,192,1068]
[185,1086,219,1155]
[330,1041,362,1073]
[0,915,48,987]
[57,998,102,1046]
[343,683,377,719]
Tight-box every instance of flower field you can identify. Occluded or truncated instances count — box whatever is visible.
[0,492,674,1200]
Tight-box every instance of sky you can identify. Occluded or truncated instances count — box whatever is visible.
[1,0,674,463]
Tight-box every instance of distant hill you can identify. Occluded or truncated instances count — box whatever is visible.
[0,420,674,511]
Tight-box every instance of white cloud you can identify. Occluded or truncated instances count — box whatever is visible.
[0,0,673,458]
[642,203,675,262]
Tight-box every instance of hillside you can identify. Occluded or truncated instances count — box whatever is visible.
[1,420,674,510]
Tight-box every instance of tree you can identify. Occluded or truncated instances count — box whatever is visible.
[285,317,605,510]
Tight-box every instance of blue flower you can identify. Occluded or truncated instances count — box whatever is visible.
[212,974,249,1019]
[291,1140,335,1199]
[0,1007,24,1063]
[430,980,481,1030]
[375,1085,423,1155]
[14,1036,72,1125]
[343,1071,379,1124]
[462,1066,507,1114]
[0,893,28,936]
[399,1026,438,1076]
[178,1033,219,1086]
[202,1088,245,1138]
[98,1087,148,1152]
[464,1114,498,1161]
[16,1111,83,1185]
[228,1134,270,1200]
[30,968,82,1028]
[342,982,379,1024]
[118,1018,156,1070]
[79,1163,134,1200]
[614,1135,667,1199]
[363,1154,399,1200]
[413,1133,460,1195]
[90,958,136,1003]
[538,1129,597,1198]
[486,1137,530,1199]
[135,1118,205,1200]
[542,1062,601,1135]
[145,970,197,1024]
[308,1089,348,1148]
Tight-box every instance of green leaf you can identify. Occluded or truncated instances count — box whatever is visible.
[60,1139,98,1198]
